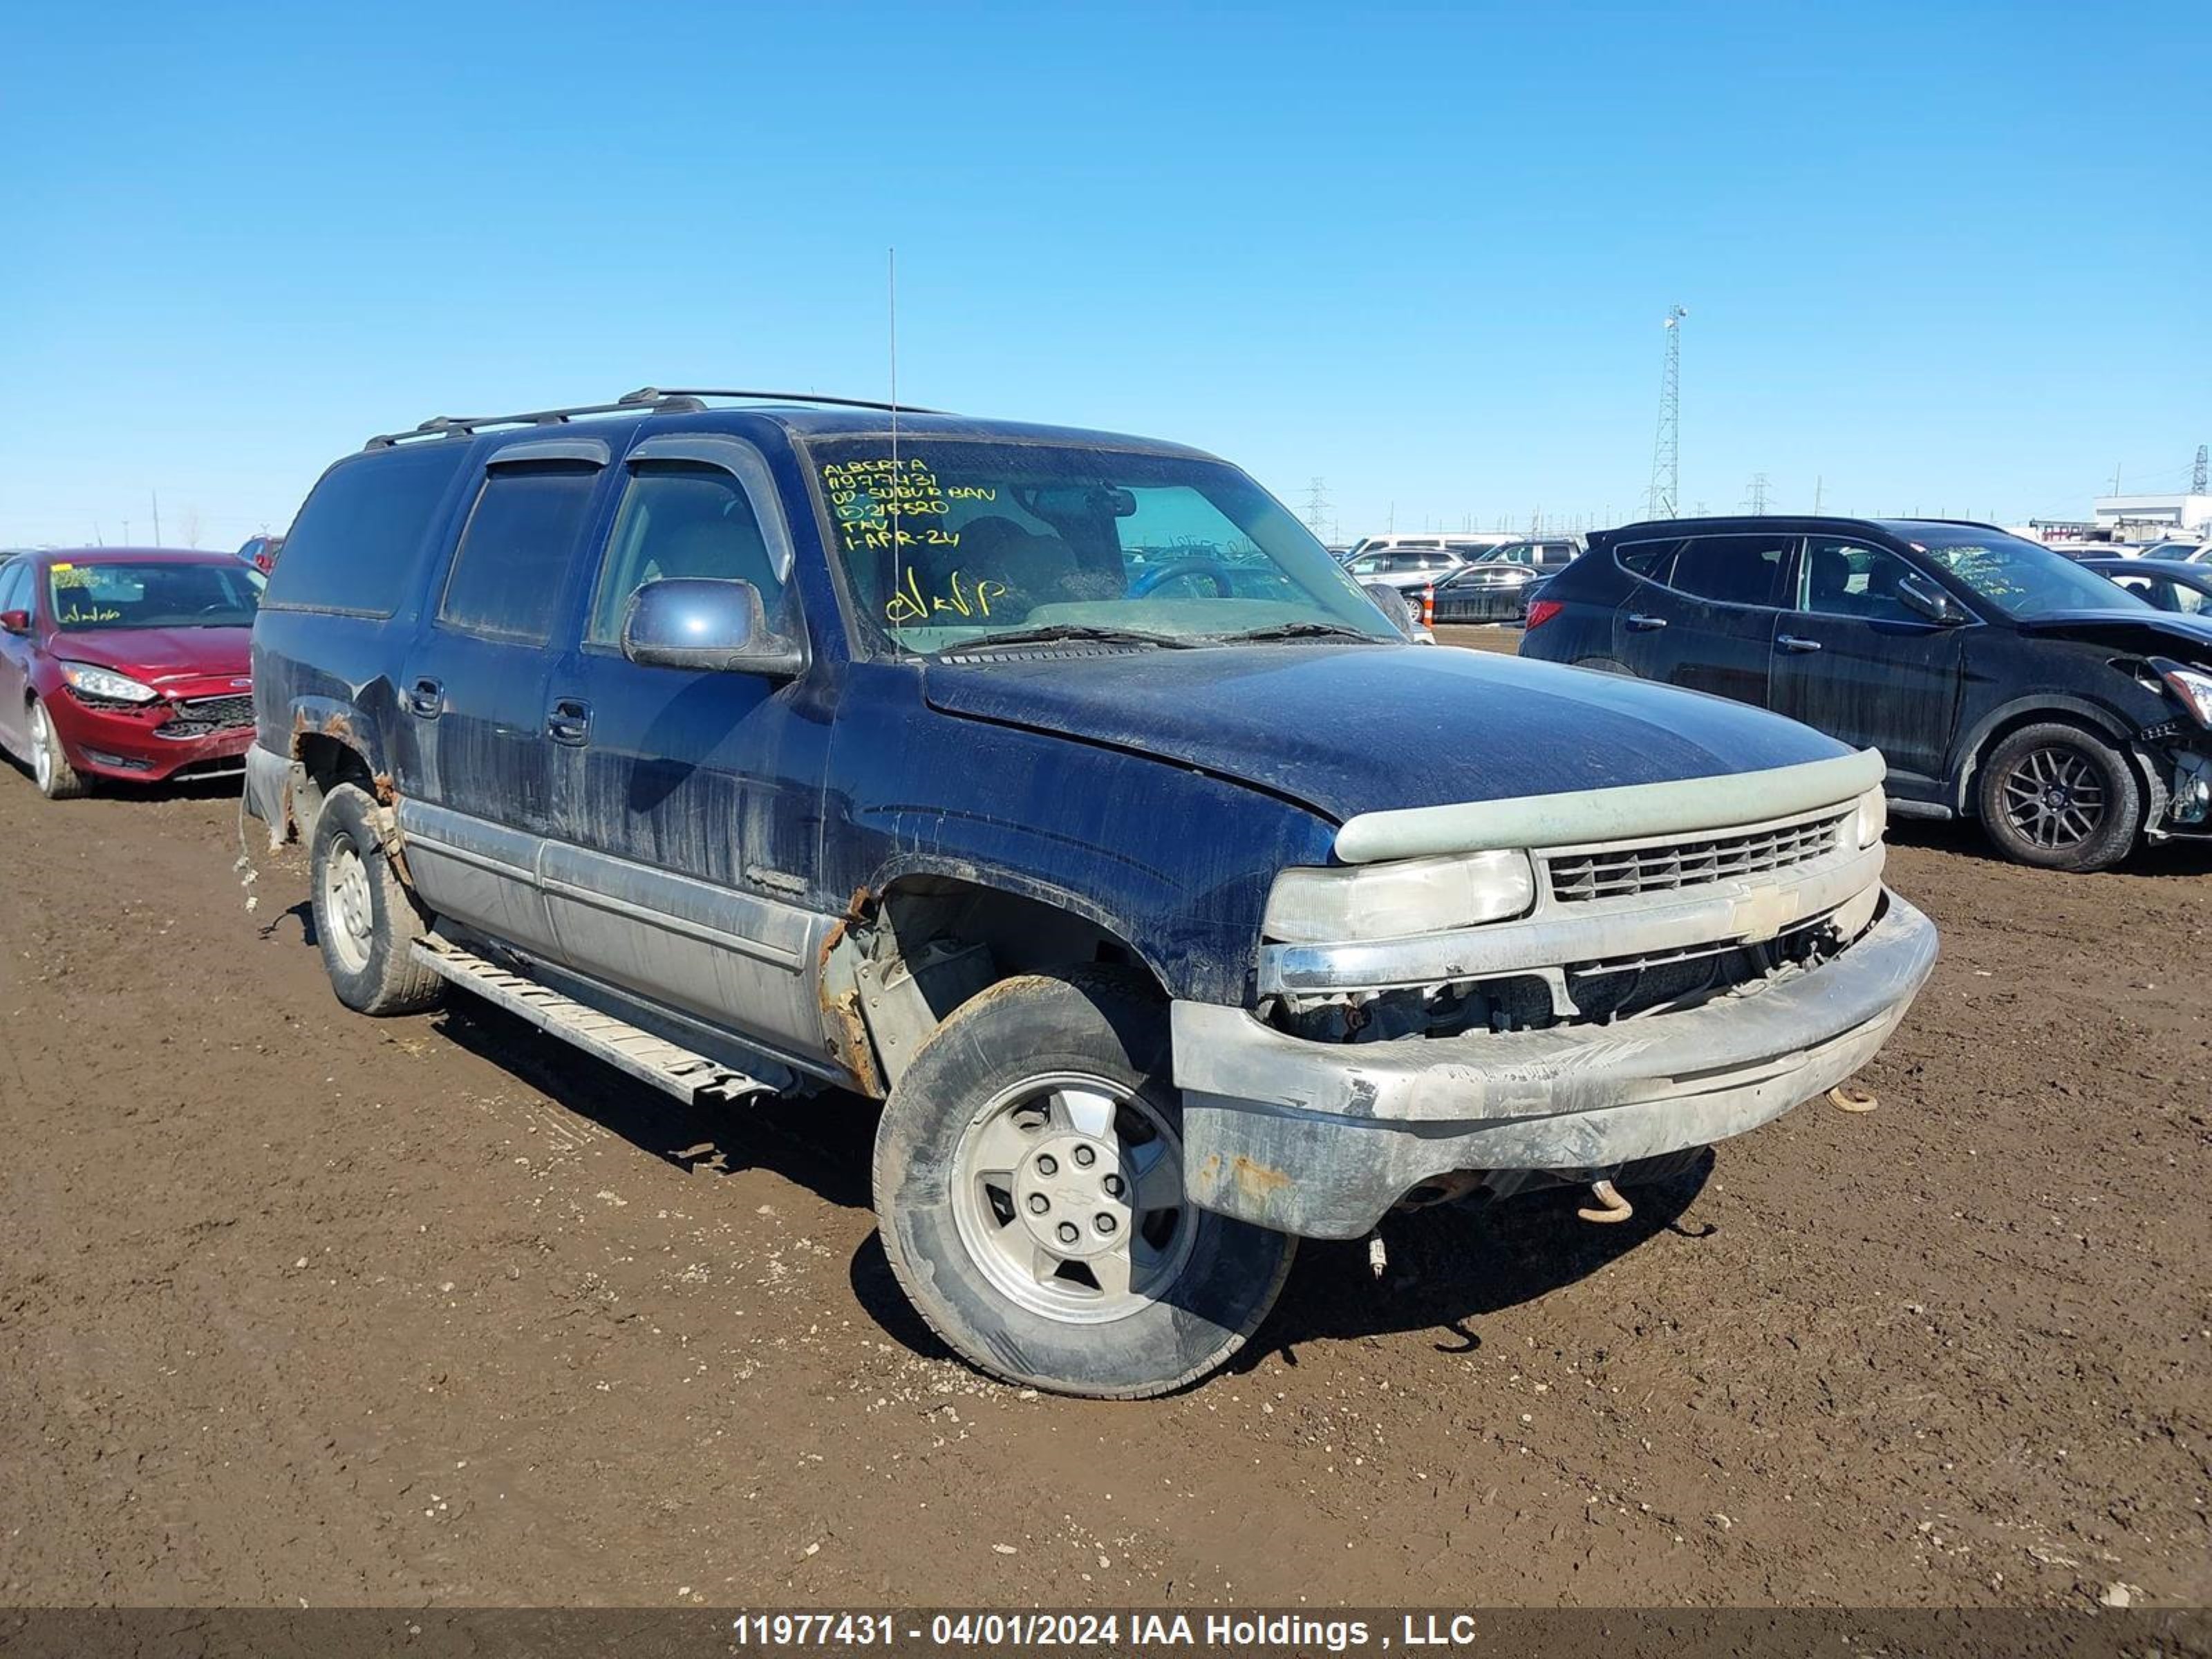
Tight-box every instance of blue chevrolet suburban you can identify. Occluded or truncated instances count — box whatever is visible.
[246,388,1937,1398]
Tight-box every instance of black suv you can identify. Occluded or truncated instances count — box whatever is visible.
[245,395,1935,1397]
[1521,516,2212,871]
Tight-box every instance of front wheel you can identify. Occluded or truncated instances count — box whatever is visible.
[1976,722,2144,872]
[872,971,1295,1398]
[26,699,86,800]
[308,782,446,1014]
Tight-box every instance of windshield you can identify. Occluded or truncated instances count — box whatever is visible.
[1902,529,2152,620]
[809,438,1398,653]
[46,559,264,631]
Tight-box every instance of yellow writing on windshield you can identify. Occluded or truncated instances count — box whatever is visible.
[884,568,1009,626]
[822,456,968,551]
[59,606,123,624]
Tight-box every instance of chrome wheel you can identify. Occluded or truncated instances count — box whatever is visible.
[2001,745,2107,852]
[29,702,55,792]
[321,833,377,975]
[950,1072,1194,1324]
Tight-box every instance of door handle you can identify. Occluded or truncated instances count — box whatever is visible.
[546,697,592,746]
[1624,613,1669,632]
[1777,635,1824,653]
[406,677,443,718]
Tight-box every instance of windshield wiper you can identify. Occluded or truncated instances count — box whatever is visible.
[941,624,1199,653]
[1212,620,1385,644]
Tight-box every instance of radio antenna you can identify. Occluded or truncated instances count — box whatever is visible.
[888,245,902,656]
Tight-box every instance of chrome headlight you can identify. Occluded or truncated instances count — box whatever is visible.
[1852,785,1888,850]
[2153,659,2212,728]
[60,662,158,704]
[1263,850,1536,943]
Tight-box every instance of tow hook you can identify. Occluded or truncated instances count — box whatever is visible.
[1576,1179,1633,1225]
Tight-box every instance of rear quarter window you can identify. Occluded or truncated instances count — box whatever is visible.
[1617,538,1686,578]
[263,444,470,617]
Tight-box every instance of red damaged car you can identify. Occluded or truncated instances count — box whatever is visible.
[0,547,263,800]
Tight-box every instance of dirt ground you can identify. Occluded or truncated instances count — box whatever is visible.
[1,699,2206,1610]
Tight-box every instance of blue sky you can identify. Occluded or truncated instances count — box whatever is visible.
[3,1,2206,549]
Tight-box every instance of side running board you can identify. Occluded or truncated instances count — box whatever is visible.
[412,937,780,1107]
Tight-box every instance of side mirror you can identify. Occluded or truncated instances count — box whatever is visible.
[1895,572,1967,626]
[620,578,804,676]
[1360,581,1419,641]
[0,609,29,635]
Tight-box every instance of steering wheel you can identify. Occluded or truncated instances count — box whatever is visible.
[1129,559,1235,599]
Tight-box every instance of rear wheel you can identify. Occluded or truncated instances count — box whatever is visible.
[308,782,445,1014]
[872,970,1295,1398]
[26,700,85,800]
[1976,722,2142,872]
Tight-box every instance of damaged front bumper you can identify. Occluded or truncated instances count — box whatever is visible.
[1171,889,1938,1239]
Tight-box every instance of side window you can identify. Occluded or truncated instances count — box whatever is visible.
[1797,538,1924,623]
[438,462,601,641]
[587,463,786,647]
[1667,534,1792,608]
[2114,574,2204,615]
[0,561,27,615]
[1347,555,1383,576]
[262,443,470,617]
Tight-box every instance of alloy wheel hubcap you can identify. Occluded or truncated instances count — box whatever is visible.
[2003,747,2106,850]
[30,706,52,789]
[951,1074,1193,1324]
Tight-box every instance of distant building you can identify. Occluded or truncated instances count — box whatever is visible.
[2092,493,2212,535]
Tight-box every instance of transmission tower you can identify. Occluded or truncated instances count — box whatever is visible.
[2193,444,2208,495]
[1743,472,1771,514]
[1302,477,1331,538]
[1645,303,1687,518]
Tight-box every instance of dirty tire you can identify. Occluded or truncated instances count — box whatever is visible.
[1975,722,2141,873]
[308,782,444,1015]
[26,700,86,800]
[872,970,1295,1399]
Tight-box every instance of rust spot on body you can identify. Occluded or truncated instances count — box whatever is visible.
[1229,1154,1293,1200]
[823,988,884,1098]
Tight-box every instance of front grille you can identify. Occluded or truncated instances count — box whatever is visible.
[183,693,254,727]
[1546,812,1847,903]
[156,693,254,738]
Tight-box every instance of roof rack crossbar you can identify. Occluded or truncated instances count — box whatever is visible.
[363,393,711,451]
[621,386,943,415]
[364,386,943,450]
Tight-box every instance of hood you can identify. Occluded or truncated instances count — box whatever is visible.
[2014,610,2212,663]
[922,642,1850,823]
[45,624,253,686]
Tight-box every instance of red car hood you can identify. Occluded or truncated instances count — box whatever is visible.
[47,624,253,686]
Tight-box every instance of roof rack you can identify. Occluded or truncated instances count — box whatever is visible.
[628,386,944,415]
[363,386,942,451]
